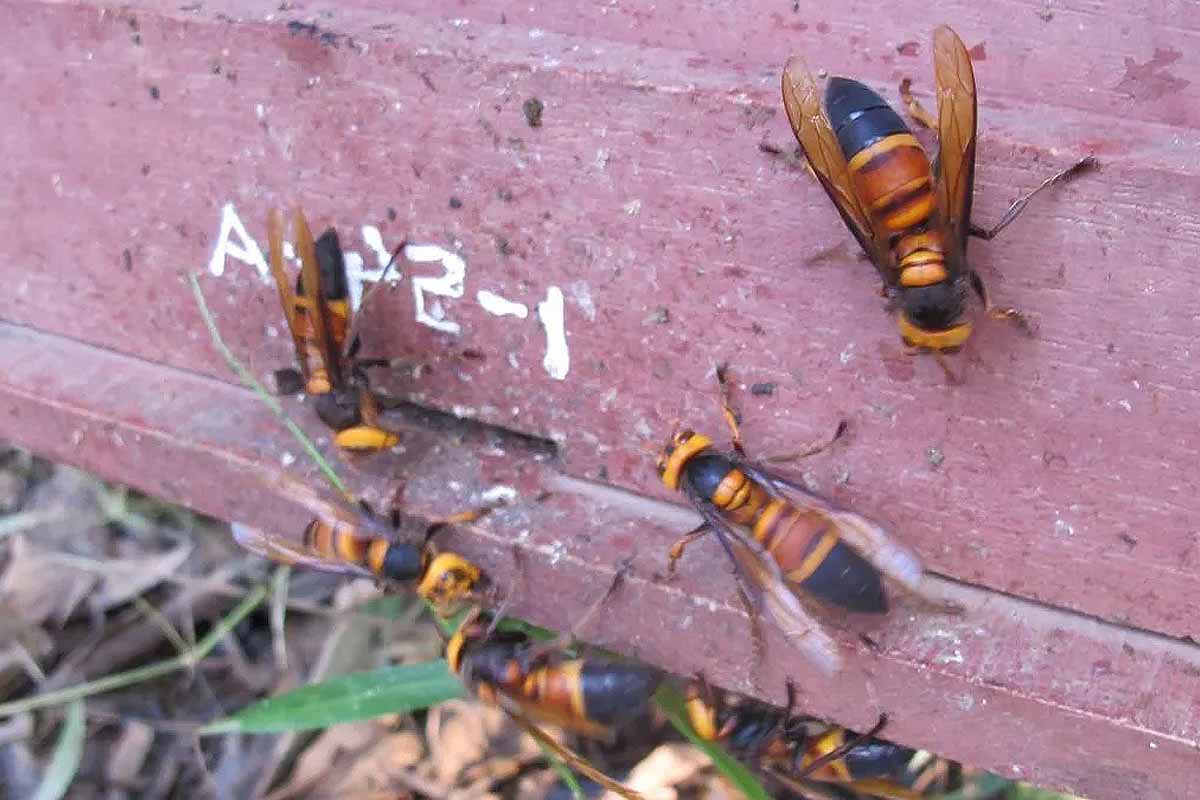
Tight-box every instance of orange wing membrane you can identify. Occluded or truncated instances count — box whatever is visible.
[931,24,978,269]
[782,26,1094,360]
[266,207,401,453]
[781,54,892,284]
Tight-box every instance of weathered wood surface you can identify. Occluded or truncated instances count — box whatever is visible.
[1,0,1198,796]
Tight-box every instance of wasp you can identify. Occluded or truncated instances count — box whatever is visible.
[656,368,925,674]
[686,676,942,800]
[267,208,403,453]
[781,26,1094,377]
[231,481,492,617]
[447,608,661,800]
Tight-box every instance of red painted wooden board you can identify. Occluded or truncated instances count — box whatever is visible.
[2,0,1199,796]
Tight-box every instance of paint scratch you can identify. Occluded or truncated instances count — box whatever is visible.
[537,286,570,380]
[477,290,529,318]
[407,243,466,335]
[207,203,268,281]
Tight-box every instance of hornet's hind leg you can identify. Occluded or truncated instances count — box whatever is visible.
[970,156,1098,241]
[898,78,938,130]
[968,157,1097,334]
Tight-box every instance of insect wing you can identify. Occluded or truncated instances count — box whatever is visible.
[507,710,648,800]
[229,522,376,579]
[687,492,842,675]
[266,209,309,379]
[255,469,396,540]
[931,25,978,274]
[781,54,893,283]
[724,526,843,676]
[345,237,405,360]
[737,462,924,593]
[293,209,345,390]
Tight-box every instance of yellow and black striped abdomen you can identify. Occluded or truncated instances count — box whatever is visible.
[686,452,888,614]
[294,297,351,395]
[518,659,661,737]
[752,500,887,613]
[847,135,935,235]
[709,468,772,527]
[303,517,422,582]
[803,726,917,784]
[825,77,935,237]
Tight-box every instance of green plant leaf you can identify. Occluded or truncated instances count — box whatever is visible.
[32,700,85,800]
[202,659,464,735]
[655,682,771,800]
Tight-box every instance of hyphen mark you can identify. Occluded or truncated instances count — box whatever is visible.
[476,290,528,318]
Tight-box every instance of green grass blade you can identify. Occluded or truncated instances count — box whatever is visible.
[187,272,351,499]
[538,743,586,800]
[31,700,85,800]
[655,682,771,800]
[0,586,266,717]
[202,659,465,735]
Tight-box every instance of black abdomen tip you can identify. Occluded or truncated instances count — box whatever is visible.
[380,543,423,581]
[799,539,888,613]
[580,663,662,727]
[823,77,910,158]
[845,740,917,780]
[314,229,350,299]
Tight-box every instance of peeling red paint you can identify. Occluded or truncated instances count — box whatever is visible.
[1115,48,1189,101]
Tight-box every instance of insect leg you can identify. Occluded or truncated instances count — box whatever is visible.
[970,156,1097,241]
[424,504,498,546]
[968,272,1037,336]
[762,419,848,464]
[667,523,711,575]
[796,714,889,780]
[523,558,633,657]
[898,78,938,130]
[715,363,746,456]
[931,350,962,386]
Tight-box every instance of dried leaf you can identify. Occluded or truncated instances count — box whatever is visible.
[605,743,711,800]
[294,720,379,787]
[0,537,96,627]
[427,701,506,784]
[105,720,155,787]
[89,543,193,611]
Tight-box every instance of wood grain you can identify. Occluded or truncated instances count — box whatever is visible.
[1,1,1198,796]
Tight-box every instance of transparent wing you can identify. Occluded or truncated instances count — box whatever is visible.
[736,461,924,593]
[688,493,843,675]
[229,521,376,579]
